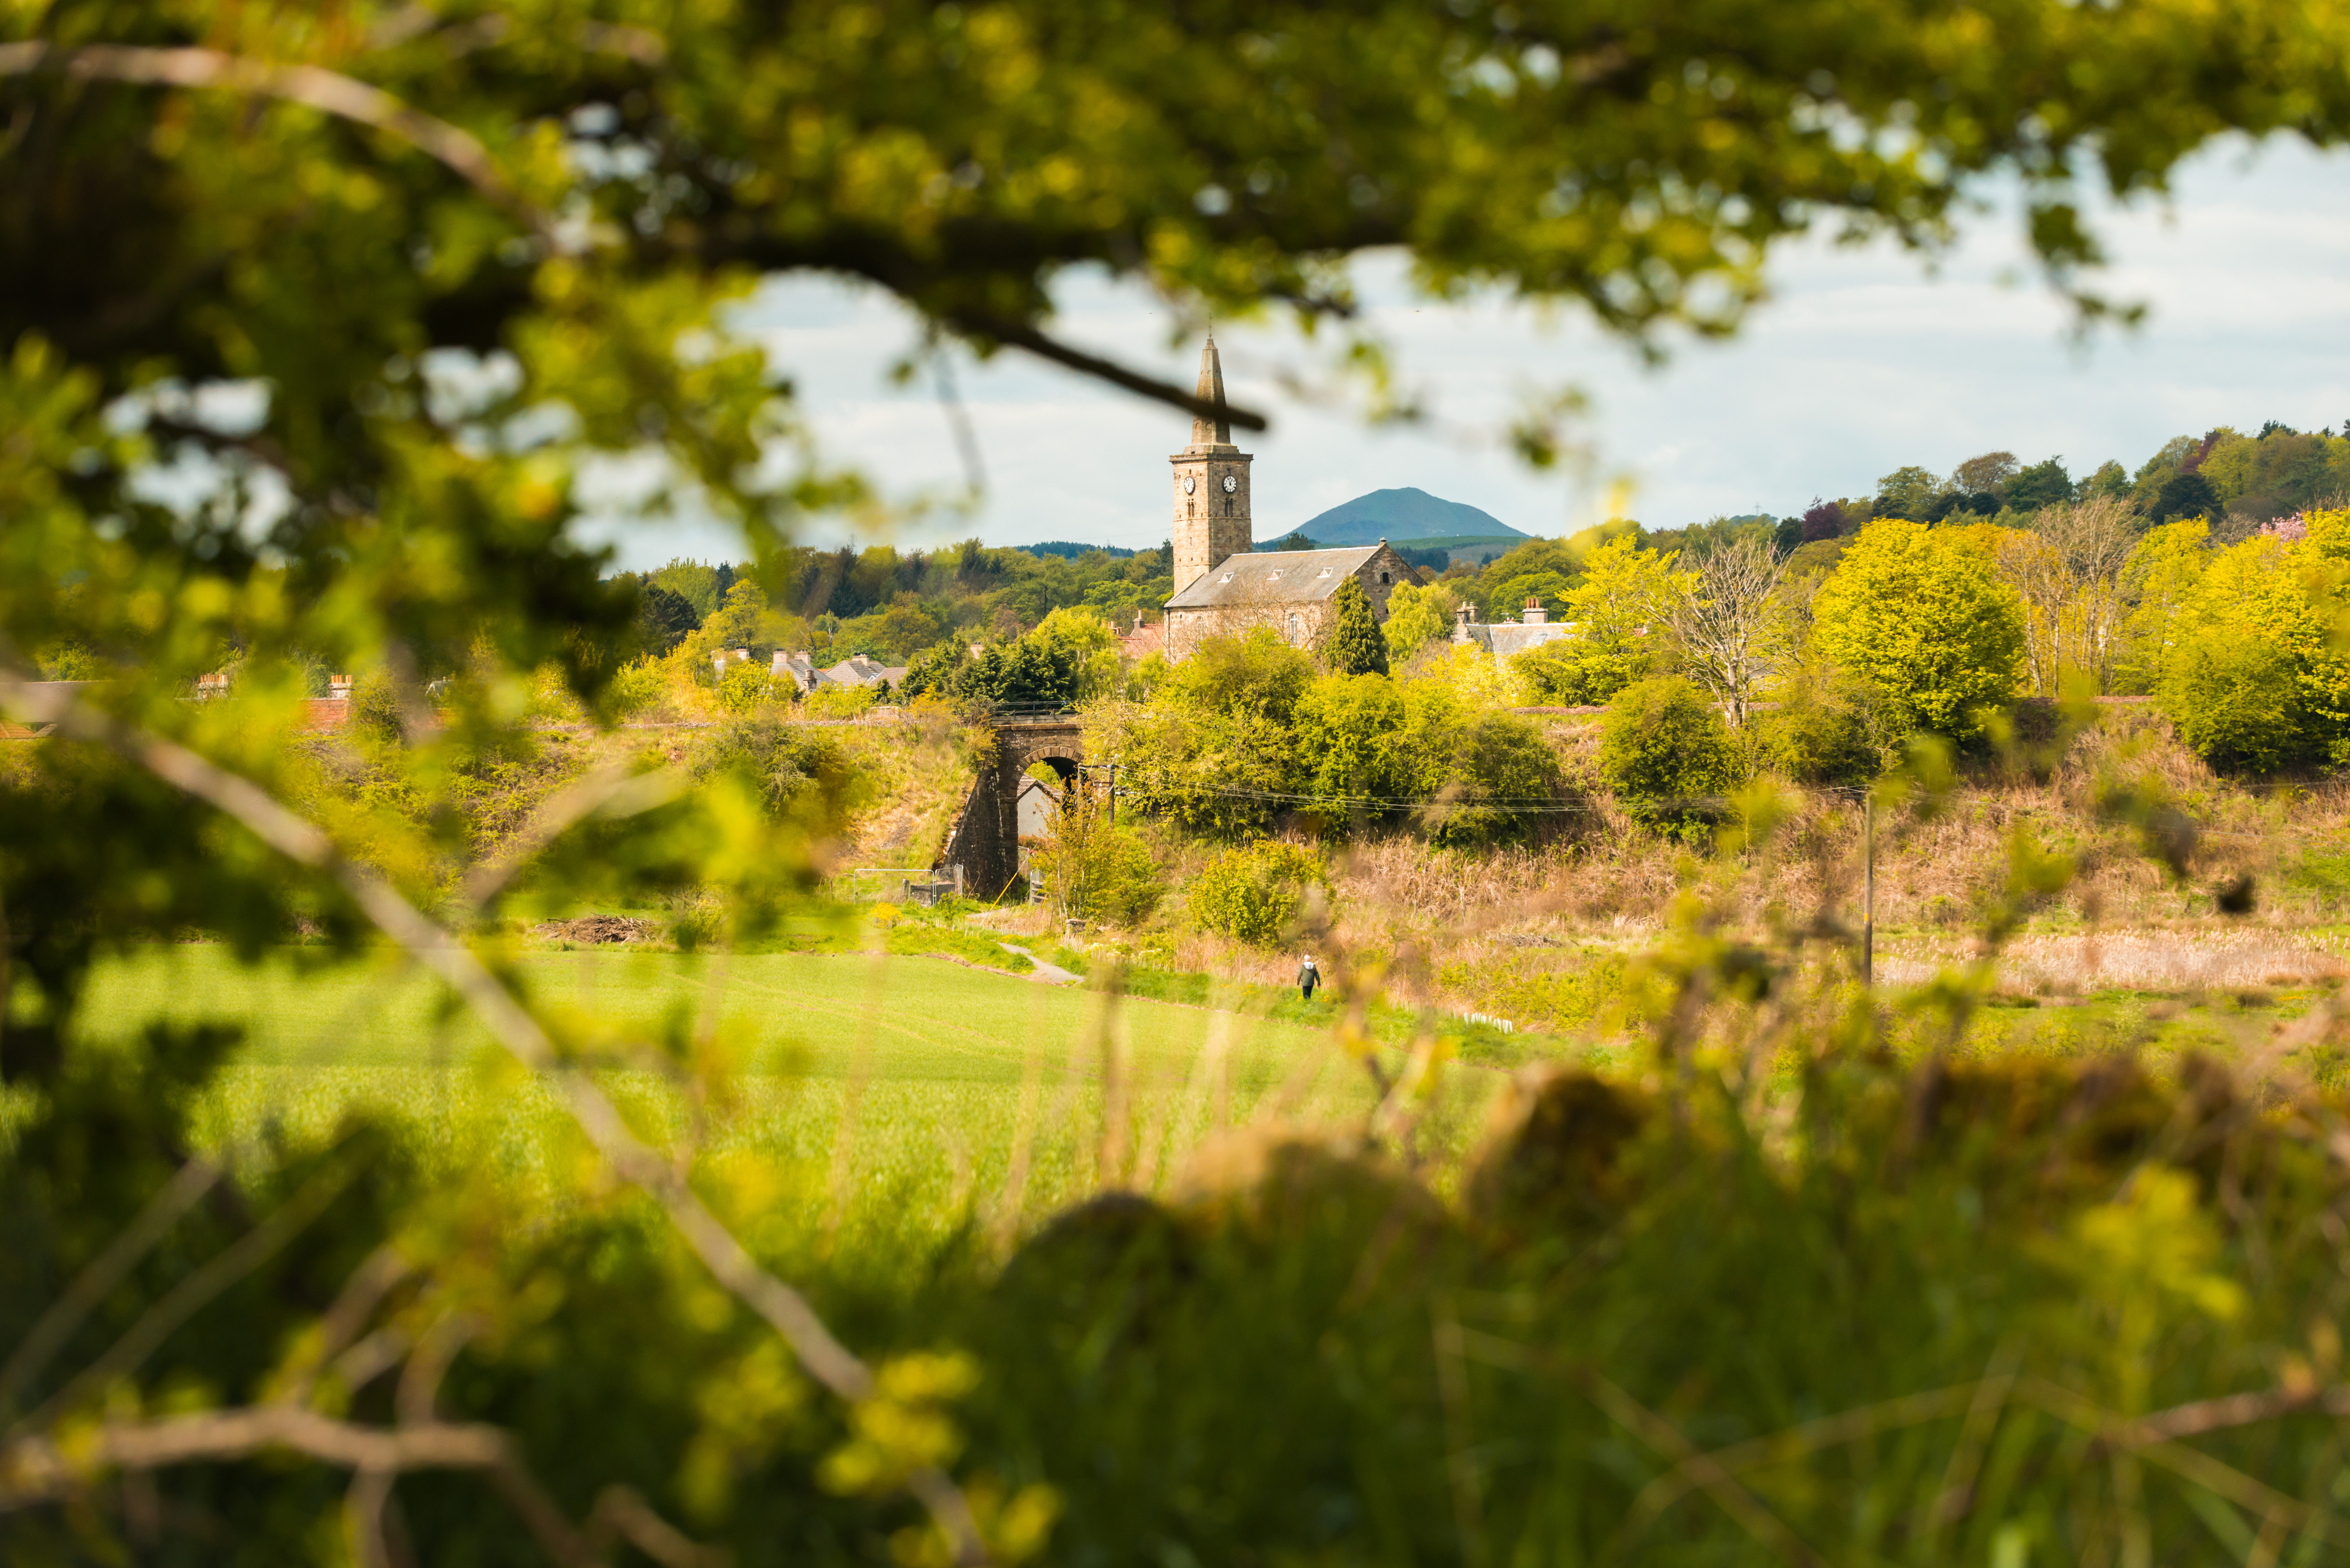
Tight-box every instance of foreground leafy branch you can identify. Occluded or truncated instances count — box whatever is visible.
[0,673,988,1564]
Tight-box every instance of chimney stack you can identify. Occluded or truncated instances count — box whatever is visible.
[1523,596,1546,625]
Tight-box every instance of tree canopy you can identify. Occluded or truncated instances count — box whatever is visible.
[1810,520,2027,739]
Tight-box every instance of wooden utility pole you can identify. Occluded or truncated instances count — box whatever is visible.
[1861,790,1875,987]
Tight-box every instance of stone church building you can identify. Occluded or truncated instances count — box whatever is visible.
[1160,336,1414,661]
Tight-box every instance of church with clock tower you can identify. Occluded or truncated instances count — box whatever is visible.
[1160,335,1415,662]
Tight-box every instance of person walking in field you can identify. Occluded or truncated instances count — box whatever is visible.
[1296,954,1321,1003]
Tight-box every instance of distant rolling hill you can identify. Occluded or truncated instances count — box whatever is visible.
[1292,487,1529,547]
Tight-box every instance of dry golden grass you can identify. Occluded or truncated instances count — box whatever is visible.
[1877,927,2350,995]
[1079,710,2350,1037]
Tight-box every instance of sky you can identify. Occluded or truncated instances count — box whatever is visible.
[582,133,2350,571]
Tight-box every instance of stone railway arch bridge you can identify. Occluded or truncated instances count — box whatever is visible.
[938,712,1085,901]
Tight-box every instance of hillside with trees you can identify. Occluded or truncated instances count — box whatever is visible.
[587,419,2350,712]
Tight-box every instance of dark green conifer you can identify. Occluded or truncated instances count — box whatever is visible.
[1326,576,1390,676]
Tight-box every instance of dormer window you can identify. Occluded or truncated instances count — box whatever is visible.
[1317,568,1333,577]
[1267,570,1281,581]
[1219,572,1235,583]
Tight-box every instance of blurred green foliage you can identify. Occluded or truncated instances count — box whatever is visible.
[12,0,2350,1557]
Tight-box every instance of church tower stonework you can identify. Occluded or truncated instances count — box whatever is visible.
[1169,335,1252,595]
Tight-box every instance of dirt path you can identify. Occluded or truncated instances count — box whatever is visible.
[995,943,1080,985]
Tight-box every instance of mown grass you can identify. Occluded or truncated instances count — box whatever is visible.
[72,944,1516,1242]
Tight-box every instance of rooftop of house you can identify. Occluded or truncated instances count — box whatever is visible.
[1460,622,1571,658]
[1164,543,1395,610]
[823,653,907,687]
[1454,598,1573,659]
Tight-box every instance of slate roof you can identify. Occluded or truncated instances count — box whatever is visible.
[1461,622,1571,659]
[823,653,907,688]
[1164,545,1389,609]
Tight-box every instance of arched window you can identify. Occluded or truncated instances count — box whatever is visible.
[1379,571,1391,584]
[1287,613,1300,642]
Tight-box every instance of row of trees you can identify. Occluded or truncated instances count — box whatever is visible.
[612,541,1176,669]
[1449,500,2350,780]
[1787,423,2350,550]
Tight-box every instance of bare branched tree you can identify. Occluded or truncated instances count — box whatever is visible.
[1655,535,1789,727]
[1995,495,2138,694]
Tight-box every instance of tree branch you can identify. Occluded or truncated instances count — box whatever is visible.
[13,1150,363,1436]
[590,1484,736,1568]
[0,44,547,240]
[941,308,1269,433]
[0,1404,624,1567]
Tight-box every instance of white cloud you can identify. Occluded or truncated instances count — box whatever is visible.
[578,134,2350,569]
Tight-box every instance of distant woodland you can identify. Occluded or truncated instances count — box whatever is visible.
[620,419,2350,668]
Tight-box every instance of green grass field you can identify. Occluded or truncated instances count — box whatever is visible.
[73,945,1507,1248]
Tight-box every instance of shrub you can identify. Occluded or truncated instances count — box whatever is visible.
[697,717,867,831]
[1598,676,1742,834]
[1425,712,1572,846]
[2157,627,2316,774]
[605,655,670,719]
[2145,512,2350,772]
[1751,674,1878,785]
[1094,630,1316,839]
[1034,784,1165,927]
[804,682,877,719]
[1811,517,2025,740]
[715,659,782,715]
[1509,637,1602,705]
[1293,672,1424,828]
[349,670,408,741]
[1187,840,1328,946]
[1163,628,1316,725]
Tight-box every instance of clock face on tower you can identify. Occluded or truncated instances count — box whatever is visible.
[1222,473,1238,493]
[1183,476,1196,494]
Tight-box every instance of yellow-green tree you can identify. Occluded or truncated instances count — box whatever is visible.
[1811,519,2026,739]
[1033,607,1123,699]
[2151,508,2350,771]
[2119,518,2213,691]
[1514,537,1691,705]
[1381,580,1462,662]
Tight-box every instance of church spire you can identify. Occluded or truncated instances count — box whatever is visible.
[1188,331,1231,449]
